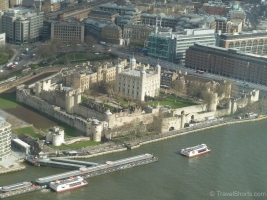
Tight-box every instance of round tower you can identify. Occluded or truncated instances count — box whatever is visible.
[207,93,218,112]
[93,122,102,142]
[52,134,62,146]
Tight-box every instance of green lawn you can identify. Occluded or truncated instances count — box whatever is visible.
[119,99,136,106]
[0,55,8,65]
[0,50,11,65]
[54,53,118,65]
[81,96,95,102]
[145,94,197,109]
[13,126,44,139]
[51,140,100,150]
[0,93,20,109]
[103,103,116,110]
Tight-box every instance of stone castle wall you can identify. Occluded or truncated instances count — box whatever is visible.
[16,86,93,136]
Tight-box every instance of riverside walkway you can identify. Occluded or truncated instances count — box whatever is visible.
[124,115,267,149]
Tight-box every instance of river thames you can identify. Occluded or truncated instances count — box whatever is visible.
[1,119,267,200]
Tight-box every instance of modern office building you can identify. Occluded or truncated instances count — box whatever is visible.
[219,31,267,55]
[227,9,246,21]
[141,13,179,29]
[0,33,6,46]
[88,10,119,23]
[84,19,107,36]
[101,24,122,40]
[148,28,216,63]
[214,17,232,33]
[50,20,85,44]
[1,8,44,44]
[185,43,267,85]
[123,23,172,42]
[84,18,122,42]
[0,0,8,11]
[0,117,12,161]
[99,3,139,15]
[115,10,141,27]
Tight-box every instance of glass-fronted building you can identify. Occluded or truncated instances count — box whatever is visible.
[148,29,217,63]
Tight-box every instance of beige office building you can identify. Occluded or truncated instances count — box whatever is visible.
[219,31,267,55]
[51,21,85,44]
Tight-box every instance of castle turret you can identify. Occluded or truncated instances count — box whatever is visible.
[97,65,102,82]
[74,88,81,105]
[116,61,122,93]
[155,60,161,76]
[35,82,42,97]
[65,90,75,113]
[140,68,146,101]
[207,92,218,112]
[130,55,136,69]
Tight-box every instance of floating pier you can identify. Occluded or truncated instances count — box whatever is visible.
[25,156,98,170]
[0,153,158,199]
[50,157,98,167]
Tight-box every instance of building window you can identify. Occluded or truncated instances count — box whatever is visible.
[235,41,240,47]
[228,42,234,48]
[241,41,246,47]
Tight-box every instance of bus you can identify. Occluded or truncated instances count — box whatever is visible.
[196,70,205,74]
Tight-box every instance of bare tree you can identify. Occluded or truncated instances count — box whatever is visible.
[37,37,62,62]
[37,44,50,62]
[4,43,14,58]
[172,79,185,93]
[187,81,206,98]
[100,96,109,106]
[201,91,214,111]
[230,81,239,97]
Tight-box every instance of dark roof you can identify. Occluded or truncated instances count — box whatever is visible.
[103,24,121,31]
[89,10,118,16]
[220,32,267,40]
[22,0,42,8]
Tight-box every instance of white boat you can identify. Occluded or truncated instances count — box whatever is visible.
[49,176,88,193]
[181,144,211,158]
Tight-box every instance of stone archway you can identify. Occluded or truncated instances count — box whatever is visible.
[169,127,174,131]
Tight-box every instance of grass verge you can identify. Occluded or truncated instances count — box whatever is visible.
[12,126,44,139]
